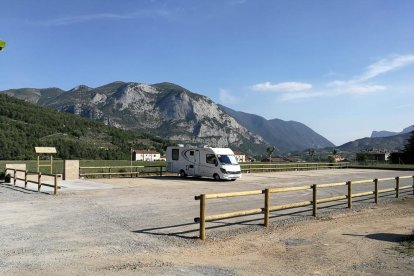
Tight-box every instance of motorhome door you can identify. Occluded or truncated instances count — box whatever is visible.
[187,150,200,176]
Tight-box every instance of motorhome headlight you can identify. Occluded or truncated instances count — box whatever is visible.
[220,168,227,174]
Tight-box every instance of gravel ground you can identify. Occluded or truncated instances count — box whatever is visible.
[0,169,413,275]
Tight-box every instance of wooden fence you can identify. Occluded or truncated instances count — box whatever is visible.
[79,162,348,179]
[79,165,165,178]
[4,168,60,195]
[240,162,349,173]
[194,175,414,240]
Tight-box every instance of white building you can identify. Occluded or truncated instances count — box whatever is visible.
[234,151,246,163]
[132,150,161,161]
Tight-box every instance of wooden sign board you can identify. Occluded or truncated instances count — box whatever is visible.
[35,147,57,154]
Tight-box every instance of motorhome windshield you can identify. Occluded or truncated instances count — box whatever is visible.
[217,154,238,165]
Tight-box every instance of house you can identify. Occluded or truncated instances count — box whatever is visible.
[356,151,390,162]
[234,151,246,163]
[132,150,161,161]
[334,155,346,162]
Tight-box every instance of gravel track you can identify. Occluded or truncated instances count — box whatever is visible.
[0,169,413,275]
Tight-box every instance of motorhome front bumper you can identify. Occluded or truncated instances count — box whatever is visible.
[222,173,241,180]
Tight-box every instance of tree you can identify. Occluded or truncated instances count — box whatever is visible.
[403,131,414,154]
[0,39,5,51]
[401,130,414,163]
[266,146,275,164]
[308,148,315,162]
[356,153,368,163]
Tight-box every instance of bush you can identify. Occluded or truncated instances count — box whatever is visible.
[328,155,336,163]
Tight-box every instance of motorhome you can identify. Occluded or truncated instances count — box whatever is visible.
[166,146,241,181]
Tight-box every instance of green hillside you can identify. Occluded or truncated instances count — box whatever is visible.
[0,94,170,160]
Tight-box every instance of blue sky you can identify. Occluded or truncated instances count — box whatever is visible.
[1,0,413,145]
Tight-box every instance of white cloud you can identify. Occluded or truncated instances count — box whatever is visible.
[33,10,170,26]
[280,91,324,101]
[328,82,387,95]
[219,88,238,104]
[346,84,386,94]
[250,81,312,92]
[325,55,414,96]
[357,55,414,82]
[247,54,413,102]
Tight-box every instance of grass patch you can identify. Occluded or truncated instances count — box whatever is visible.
[396,231,414,255]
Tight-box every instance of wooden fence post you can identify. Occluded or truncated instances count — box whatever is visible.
[160,166,163,177]
[395,177,400,198]
[38,173,42,192]
[312,184,317,217]
[109,167,112,179]
[54,175,58,195]
[374,178,378,204]
[412,176,414,195]
[200,194,206,240]
[13,169,17,186]
[24,170,28,188]
[264,189,270,227]
[347,181,352,208]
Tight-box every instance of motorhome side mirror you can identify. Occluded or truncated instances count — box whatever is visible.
[214,159,218,166]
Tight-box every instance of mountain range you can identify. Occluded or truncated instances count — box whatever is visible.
[2,81,336,155]
[371,125,414,138]
[218,105,334,152]
[336,125,414,153]
[338,132,411,152]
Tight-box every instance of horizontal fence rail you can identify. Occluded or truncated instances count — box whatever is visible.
[240,162,349,173]
[194,175,414,240]
[79,162,349,179]
[79,165,164,178]
[4,168,60,195]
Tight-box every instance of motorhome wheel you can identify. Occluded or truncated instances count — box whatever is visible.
[179,170,187,178]
[213,173,220,181]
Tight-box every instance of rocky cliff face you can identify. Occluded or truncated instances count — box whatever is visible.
[4,82,265,153]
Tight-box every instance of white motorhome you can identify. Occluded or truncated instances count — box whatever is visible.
[166,146,241,181]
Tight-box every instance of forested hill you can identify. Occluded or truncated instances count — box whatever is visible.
[0,94,169,160]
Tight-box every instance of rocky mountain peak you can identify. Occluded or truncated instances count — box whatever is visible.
[69,85,92,92]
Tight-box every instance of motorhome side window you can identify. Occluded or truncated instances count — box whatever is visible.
[190,151,194,156]
[172,149,179,160]
[206,154,216,164]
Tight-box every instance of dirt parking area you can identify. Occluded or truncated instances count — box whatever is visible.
[1,169,413,275]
